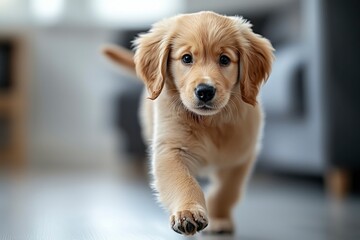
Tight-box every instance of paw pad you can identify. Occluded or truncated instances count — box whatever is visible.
[170,210,208,235]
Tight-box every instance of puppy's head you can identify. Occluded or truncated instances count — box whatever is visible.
[134,11,274,116]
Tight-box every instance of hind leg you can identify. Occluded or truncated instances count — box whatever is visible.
[205,157,256,234]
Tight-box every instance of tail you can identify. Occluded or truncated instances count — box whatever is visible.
[101,44,136,75]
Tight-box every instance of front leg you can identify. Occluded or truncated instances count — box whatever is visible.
[152,147,208,235]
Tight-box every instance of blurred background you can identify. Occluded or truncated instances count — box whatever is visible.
[0,0,359,239]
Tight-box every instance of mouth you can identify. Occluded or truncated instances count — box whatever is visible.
[196,105,214,110]
[192,103,219,116]
[197,103,214,109]
[196,102,216,109]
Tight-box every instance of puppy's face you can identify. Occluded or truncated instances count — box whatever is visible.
[134,12,274,116]
[170,16,240,116]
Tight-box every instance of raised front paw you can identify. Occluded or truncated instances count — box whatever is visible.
[170,209,208,235]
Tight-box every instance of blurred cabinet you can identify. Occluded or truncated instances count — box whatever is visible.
[323,0,360,198]
[0,34,28,169]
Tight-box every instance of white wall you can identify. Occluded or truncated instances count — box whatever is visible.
[29,27,124,166]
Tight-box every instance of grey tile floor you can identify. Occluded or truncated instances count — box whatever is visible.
[0,163,359,240]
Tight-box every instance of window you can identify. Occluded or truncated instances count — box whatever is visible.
[30,0,64,24]
[91,0,183,27]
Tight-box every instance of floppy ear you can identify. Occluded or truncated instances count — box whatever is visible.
[233,17,274,106]
[133,19,174,100]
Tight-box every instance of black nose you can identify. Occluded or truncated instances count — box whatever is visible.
[195,84,216,102]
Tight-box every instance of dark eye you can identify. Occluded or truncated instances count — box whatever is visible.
[219,55,231,66]
[182,54,193,64]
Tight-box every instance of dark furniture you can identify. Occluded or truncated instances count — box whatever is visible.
[0,34,28,169]
[324,0,360,197]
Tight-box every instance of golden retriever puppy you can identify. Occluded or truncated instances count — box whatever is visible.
[103,11,274,236]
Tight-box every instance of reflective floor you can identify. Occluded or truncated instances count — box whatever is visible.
[0,162,359,240]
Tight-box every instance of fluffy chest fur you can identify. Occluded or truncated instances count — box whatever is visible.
[148,90,263,171]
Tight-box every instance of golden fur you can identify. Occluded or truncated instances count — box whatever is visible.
[103,11,274,236]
